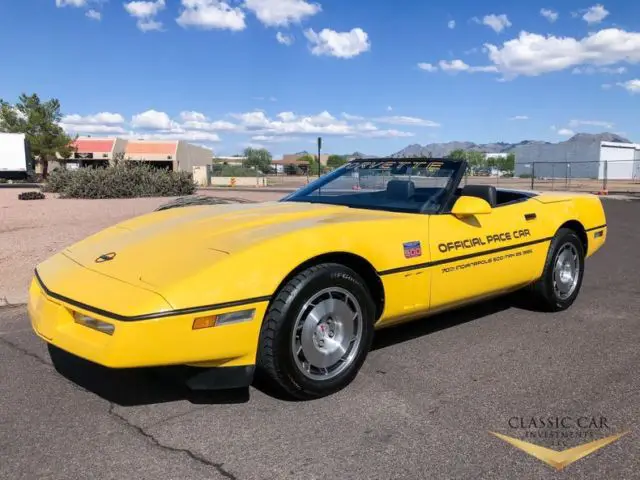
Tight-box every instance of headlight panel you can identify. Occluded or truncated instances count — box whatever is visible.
[73,312,115,335]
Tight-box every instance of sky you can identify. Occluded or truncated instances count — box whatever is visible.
[1,0,639,157]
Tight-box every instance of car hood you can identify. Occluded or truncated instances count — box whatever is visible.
[61,201,382,296]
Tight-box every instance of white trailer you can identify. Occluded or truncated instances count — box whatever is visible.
[599,141,640,180]
[0,132,32,179]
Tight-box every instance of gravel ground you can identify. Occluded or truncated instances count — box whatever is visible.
[0,198,638,479]
[0,188,284,305]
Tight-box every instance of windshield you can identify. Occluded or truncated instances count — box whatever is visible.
[282,159,464,214]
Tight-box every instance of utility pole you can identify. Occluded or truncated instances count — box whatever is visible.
[317,137,322,178]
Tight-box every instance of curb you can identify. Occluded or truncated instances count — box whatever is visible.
[0,299,27,309]
[200,187,297,193]
[0,183,43,189]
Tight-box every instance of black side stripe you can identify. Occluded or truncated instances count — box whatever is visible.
[585,224,607,232]
[33,269,271,322]
[378,236,554,276]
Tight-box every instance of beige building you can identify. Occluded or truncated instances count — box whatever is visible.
[282,153,330,166]
[50,136,212,173]
[124,140,212,172]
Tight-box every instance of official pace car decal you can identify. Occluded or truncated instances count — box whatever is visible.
[403,241,422,258]
[438,229,532,253]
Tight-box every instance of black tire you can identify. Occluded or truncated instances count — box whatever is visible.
[529,228,585,312]
[256,263,376,400]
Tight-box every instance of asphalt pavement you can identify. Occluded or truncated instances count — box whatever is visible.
[1,198,639,480]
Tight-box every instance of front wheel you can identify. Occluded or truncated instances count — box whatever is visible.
[256,263,376,400]
[529,228,585,312]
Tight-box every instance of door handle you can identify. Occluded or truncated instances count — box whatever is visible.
[524,213,537,221]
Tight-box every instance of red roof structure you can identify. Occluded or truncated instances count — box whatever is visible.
[72,138,115,153]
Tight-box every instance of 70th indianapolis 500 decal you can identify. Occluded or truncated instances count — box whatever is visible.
[438,228,535,274]
[440,248,534,273]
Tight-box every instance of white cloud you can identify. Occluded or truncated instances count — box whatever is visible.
[276,31,294,45]
[540,8,558,22]
[572,66,627,74]
[557,128,575,136]
[484,28,640,77]
[56,0,86,6]
[126,130,222,142]
[228,109,415,138]
[304,28,371,59]
[60,112,127,134]
[63,112,126,125]
[568,119,614,129]
[60,108,423,146]
[341,113,364,121]
[417,62,437,72]
[617,79,640,93]
[354,129,415,139]
[481,14,512,33]
[131,110,178,130]
[243,0,321,27]
[179,111,208,122]
[448,20,455,29]
[138,19,164,31]
[86,9,101,20]
[61,123,127,134]
[387,106,393,111]
[176,0,246,31]
[509,115,529,120]
[438,59,498,73]
[182,119,238,131]
[251,135,298,143]
[124,0,166,31]
[124,0,165,17]
[277,111,297,121]
[373,116,440,127]
[583,4,609,24]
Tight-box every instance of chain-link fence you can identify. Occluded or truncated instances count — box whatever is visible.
[460,159,640,194]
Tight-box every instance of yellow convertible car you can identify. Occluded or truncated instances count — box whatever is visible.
[28,158,607,399]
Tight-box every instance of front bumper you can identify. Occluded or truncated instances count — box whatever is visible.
[28,275,269,370]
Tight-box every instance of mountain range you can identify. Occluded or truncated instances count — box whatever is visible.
[383,132,632,159]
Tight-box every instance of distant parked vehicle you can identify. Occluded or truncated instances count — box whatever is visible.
[0,133,32,180]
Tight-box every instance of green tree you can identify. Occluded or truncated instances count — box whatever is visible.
[465,151,486,170]
[297,153,316,173]
[446,149,467,160]
[497,152,516,172]
[242,147,272,173]
[0,93,75,177]
[327,154,347,168]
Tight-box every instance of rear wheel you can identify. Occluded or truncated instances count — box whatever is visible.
[529,228,585,312]
[257,263,375,400]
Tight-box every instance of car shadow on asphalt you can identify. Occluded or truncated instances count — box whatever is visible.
[46,293,536,407]
[47,344,251,407]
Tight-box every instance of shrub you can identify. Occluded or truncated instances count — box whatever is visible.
[41,163,197,199]
[19,191,46,200]
[211,165,261,177]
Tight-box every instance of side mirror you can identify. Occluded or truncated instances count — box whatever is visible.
[451,196,492,216]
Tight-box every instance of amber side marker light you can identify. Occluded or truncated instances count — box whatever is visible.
[192,309,256,330]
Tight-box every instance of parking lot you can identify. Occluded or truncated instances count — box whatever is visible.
[1,197,639,479]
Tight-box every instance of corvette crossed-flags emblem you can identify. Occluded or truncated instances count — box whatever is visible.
[489,430,630,471]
